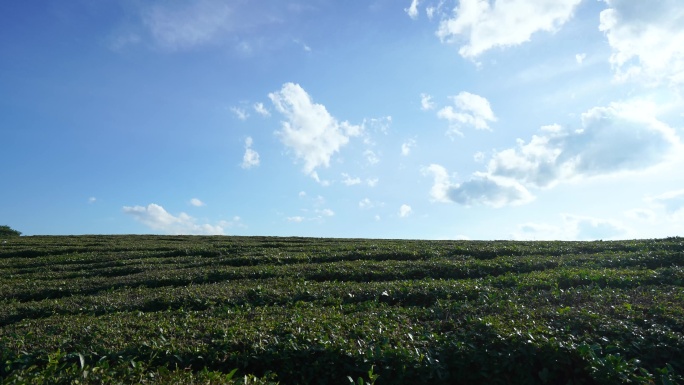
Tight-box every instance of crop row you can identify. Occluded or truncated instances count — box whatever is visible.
[1,236,683,384]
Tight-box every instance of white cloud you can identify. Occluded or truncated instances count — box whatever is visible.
[437,92,496,136]
[647,189,684,217]
[364,150,380,165]
[88,197,96,204]
[190,198,205,207]
[405,0,420,19]
[241,137,260,169]
[599,0,684,86]
[269,83,361,178]
[341,173,362,186]
[362,116,392,135]
[473,151,486,162]
[253,102,270,117]
[359,198,374,209]
[487,100,682,188]
[448,173,534,208]
[123,203,224,235]
[142,1,234,51]
[285,208,334,223]
[423,164,452,203]
[436,0,582,58]
[231,106,249,121]
[317,208,335,217]
[624,208,656,223]
[428,99,682,209]
[310,171,331,186]
[293,39,312,52]
[420,93,435,111]
[575,53,586,64]
[514,215,626,241]
[401,139,416,156]
[399,204,413,217]
[366,178,379,187]
[425,164,534,207]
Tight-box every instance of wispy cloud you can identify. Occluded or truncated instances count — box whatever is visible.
[231,106,249,121]
[123,203,225,235]
[142,1,234,51]
[189,198,205,207]
[253,102,271,117]
[647,189,684,218]
[514,214,626,241]
[401,139,416,156]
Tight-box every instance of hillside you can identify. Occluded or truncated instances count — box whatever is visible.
[1,236,683,384]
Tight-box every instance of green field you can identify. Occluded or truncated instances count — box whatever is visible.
[1,235,683,384]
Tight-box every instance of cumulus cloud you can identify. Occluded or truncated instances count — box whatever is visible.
[399,204,413,218]
[405,0,421,19]
[450,173,534,207]
[269,83,361,178]
[599,0,684,86]
[123,203,225,235]
[437,92,496,136]
[190,198,205,207]
[424,164,534,207]
[241,137,260,169]
[429,99,682,209]
[487,100,682,188]
[436,0,582,58]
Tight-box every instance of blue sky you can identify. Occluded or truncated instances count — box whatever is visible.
[2,0,684,240]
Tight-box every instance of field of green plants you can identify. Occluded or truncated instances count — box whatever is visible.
[1,235,683,384]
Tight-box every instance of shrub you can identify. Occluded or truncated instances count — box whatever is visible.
[0,225,21,237]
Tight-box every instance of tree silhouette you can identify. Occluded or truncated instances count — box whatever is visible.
[0,225,21,237]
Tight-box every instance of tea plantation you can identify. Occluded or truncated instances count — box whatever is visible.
[1,235,683,384]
